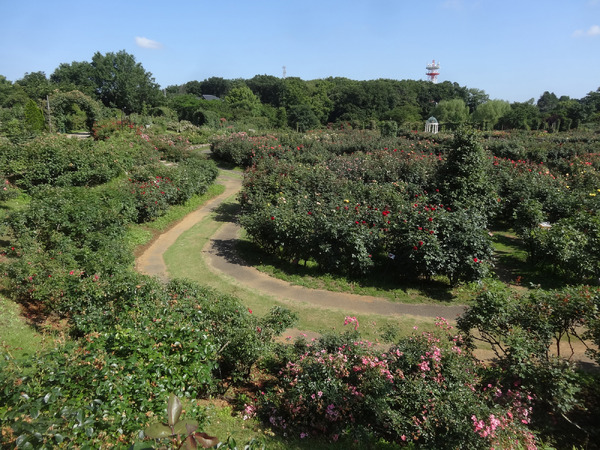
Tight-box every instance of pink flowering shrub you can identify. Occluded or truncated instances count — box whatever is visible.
[256,318,537,448]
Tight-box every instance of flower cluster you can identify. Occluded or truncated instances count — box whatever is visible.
[257,319,537,447]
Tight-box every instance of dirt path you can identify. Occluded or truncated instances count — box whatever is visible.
[134,167,597,366]
[135,170,241,282]
[136,168,466,320]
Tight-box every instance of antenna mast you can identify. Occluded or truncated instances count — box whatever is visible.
[282,66,287,79]
[425,60,440,83]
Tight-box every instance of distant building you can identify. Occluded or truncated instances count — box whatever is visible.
[202,94,221,101]
[425,116,439,133]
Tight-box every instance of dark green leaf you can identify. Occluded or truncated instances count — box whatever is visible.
[167,393,182,427]
[144,422,172,439]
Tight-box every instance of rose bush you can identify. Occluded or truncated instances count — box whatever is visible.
[256,318,537,448]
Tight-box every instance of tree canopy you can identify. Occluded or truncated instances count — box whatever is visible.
[3,49,600,132]
[90,50,162,113]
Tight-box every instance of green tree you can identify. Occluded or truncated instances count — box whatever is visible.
[287,104,319,131]
[225,85,261,117]
[182,80,203,97]
[465,88,490,113]
[433,98,470,129]
[24,99,45,132]
[439,127,499,219]
[200,77,232,98]
[581,87,600,125]
[247,74,286,107]
[328,78,370,123]
[536,91,559,115]
[472,99,511,130]
[305,79,334,124]
[50,61,96,97]
[90,50,162,113]
[385,104,423,127]
[16,71,52,101]
[168,94,204,122]
[0,75,15,106]
[498,100,541,130]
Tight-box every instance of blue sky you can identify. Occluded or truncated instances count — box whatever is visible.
[1,0,599,103]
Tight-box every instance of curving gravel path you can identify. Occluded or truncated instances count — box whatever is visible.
[135,168,467,320]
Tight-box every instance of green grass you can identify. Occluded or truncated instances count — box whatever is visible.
[0,192,31,221]
[125,184,226,251]
[490,230,571,290]
[235,233,475,305]
[0,294,45,359]
[163,193,440,343]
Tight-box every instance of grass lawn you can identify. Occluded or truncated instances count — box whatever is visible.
[0,294,46,360]
[162,193,436,344]
[490,229,570,290]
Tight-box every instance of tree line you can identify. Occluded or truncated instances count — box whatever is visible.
[2,50,600,135]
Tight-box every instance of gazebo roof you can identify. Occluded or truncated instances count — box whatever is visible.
[426,116,438,124]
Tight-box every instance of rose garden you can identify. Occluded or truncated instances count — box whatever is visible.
[1,54,600,448]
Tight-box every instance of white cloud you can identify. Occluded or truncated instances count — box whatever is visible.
[135,36,163,49]
[573,25,600,37]
[589,24,600,35]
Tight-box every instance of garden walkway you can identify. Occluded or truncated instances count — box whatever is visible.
[136,168,467,320]
[135,167,598,366]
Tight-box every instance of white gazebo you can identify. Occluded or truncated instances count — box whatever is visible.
[425,116,439,134]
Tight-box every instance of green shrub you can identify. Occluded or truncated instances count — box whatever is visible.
[257,318,537,448]
[0,280,217,448]
[458,283,600,440]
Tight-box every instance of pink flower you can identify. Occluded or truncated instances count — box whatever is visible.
[344,316,359,330]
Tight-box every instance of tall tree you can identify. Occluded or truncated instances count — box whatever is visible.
[498,100,541,130]
[90,50,162,113]
[200,77,232,98]
[536,91,559,115]
[225,85,261,117]
[247,74,286,107]
[472,99,511,130]
[24,98,45,132]
[50,61,96,97]
[16,71,52,101]
[433,98,470,128]
[0,75,15,106]
[580,88,600,125]
[465,88,489,113]
[183,80,203,97]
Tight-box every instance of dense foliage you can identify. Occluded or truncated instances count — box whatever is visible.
[3,54,600,142]
[215,128,600,289]
[255,318,537,449]
[2,49,600,447]
[0,277,297,448]
[0,125,298,448]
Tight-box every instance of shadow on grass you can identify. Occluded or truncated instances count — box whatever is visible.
[211,237,252,267]
[213,201,241,224]
[234,238,456,304]
[491,232,580,290]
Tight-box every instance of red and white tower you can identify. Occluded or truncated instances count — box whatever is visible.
[425,60,440,83]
